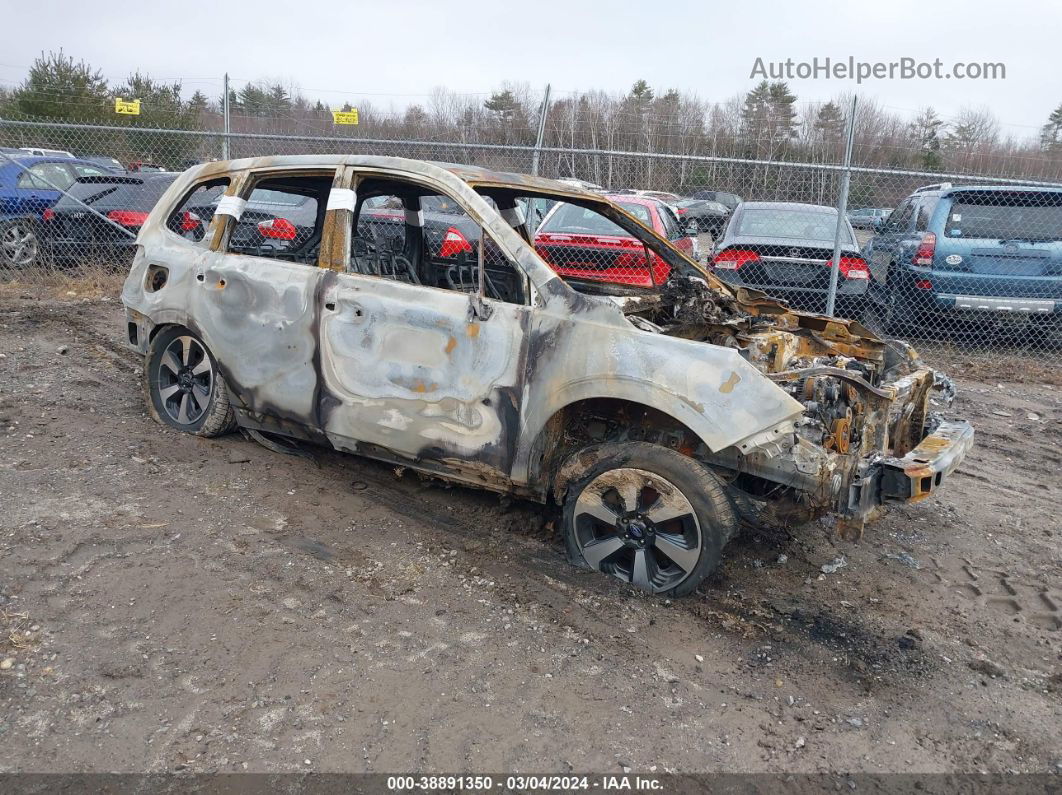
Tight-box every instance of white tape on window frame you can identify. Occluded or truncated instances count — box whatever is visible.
[326,188,357,212]
[404,209,424,227]
[500,206,525,227]
[215,195,247,219]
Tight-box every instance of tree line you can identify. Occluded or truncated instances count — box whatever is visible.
[2,51,1061,206]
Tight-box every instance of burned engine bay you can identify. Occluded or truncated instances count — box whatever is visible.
[621,276,960,529]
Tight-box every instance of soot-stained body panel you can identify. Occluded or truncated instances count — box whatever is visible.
[122,155,970,523]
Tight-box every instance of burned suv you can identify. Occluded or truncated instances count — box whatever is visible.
[122,156,973,597]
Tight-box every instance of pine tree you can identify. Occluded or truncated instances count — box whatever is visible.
[237,84,269,116]
[814,101,845,144]
[909,107,944,171]
[14,50,110,121]
[1041,103,1062,150]
[484,90,520,121]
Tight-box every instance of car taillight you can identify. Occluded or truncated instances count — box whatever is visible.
[712,249,759,270]
[676,207,687,215]
[915,278,933,290]
[913,233,936,266]
[41,208,55,222]
[257,217,297,240]
[107,210,149,227]
[837,255,870,280]
[439,226,473,258]
[180,211,201,232]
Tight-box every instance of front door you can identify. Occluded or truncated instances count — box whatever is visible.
[316,178,532,487]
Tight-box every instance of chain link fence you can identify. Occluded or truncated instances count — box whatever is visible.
[2,116,1060,361]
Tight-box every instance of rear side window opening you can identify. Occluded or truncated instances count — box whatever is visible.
[943,192,1062,241]
[224,174,328,264]
[167,177,231,245]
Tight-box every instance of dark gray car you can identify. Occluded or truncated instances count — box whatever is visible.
[710,201,882,323]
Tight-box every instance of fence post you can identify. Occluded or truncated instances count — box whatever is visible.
[221,73,231,161]
[530,83,551,176]
[825,95,858,317]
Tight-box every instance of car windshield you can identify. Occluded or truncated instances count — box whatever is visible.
[943,194,1062,241]
[734,207,849,243]
[540,201,651,236]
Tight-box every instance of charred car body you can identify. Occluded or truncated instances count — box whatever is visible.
[121,155,973,596]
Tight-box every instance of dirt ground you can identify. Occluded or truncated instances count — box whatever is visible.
[0,295,1059,775]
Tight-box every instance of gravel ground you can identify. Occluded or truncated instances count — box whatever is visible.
[0,296,1059,775]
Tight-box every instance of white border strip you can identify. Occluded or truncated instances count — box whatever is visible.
[326,187,357,212]
[215,195,247,219]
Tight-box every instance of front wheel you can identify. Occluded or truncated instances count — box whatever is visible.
[144,326,236,437]
[562,442,738,597]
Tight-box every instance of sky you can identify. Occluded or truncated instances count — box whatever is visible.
[1,0,1057,139]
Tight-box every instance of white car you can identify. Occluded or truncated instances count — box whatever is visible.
[18,147,75,158]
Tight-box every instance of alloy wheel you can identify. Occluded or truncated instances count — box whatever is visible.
[573,467,702,593]
[156,335,214,425]
[0,222,39,268]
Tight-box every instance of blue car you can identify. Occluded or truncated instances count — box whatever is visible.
[0,155,117,268]
[863,183,1062,340]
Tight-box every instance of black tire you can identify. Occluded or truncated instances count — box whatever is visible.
[859,293,894,337]
[561,442,738,597]
[144,326,236,437]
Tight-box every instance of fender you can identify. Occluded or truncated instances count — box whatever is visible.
[511,353,804,486]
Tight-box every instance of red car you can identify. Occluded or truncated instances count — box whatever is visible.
[534,194,695,288]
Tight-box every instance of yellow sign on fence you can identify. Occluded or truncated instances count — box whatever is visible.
[331,109,359,125]
[114,98,141,115]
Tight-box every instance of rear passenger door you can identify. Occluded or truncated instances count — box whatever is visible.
[186,168,343,434]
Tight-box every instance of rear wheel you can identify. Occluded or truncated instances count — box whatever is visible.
[0,219,39,269]
[562,442,737,597]
[144,326,236,437]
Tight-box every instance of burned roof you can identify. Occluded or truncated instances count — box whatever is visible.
[193,154,593,198]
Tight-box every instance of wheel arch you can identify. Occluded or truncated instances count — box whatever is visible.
[517,395,712,503]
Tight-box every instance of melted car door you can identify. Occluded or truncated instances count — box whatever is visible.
[317,273,530,487]
[188,173,333,432]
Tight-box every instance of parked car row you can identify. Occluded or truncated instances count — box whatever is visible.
[708,184,1062,341]
[2,148,1057,344]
